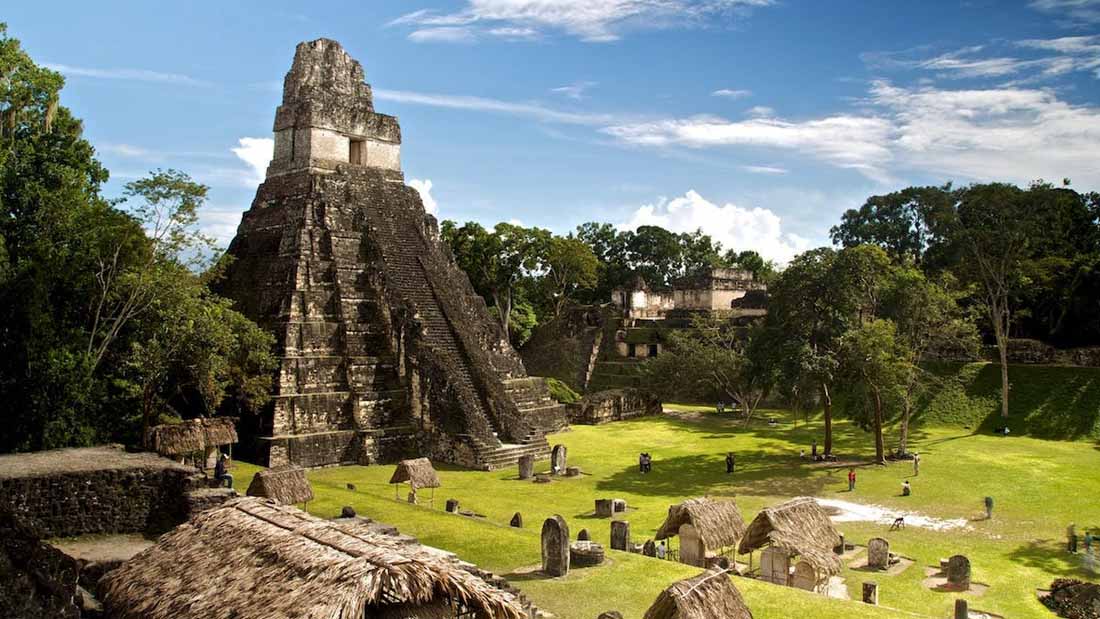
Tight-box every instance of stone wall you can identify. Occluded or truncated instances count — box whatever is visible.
[983,339,1100,367]
[0,447,196,538]
[0,504,81,619]
[567,389,662,425]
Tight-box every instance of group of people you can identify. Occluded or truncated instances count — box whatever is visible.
[1068,523,1097,555]
[638,452,653,473]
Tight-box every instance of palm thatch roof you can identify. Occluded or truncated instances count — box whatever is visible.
[389,458,441,490]
[736,497,841,574]
[654,497,746,551]
[99,498,527,619]
[643,568,753,619]
[246,465,314,505]
[146,417,238,456]
[201,417,238,447]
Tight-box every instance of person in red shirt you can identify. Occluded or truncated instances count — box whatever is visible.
[847,468,856,492]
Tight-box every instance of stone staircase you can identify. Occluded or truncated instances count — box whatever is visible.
[578,329,603,391]
[503,377,569,433]
[460,562,550,619]
[462,431,550,472]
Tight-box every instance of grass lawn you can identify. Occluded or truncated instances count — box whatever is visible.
[233,397,1100,619]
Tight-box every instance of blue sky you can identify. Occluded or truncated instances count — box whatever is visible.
[8,1,1100,262]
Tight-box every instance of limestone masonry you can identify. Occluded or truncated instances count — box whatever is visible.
[218,39,565,469]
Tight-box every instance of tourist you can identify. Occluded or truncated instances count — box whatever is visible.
[913,452,920,475]
[847,468,856,492]
[1068,523,1078,553]
[799,449,806,460]
[901,480,911,496]
[812,440,818,459]
[656,540,667,560]
[643,453,653,473]
[214,453,233,489]
[725,452,735,474]
[1085,529,1093,555]
[639,453,645,474]
[984,496,994,520]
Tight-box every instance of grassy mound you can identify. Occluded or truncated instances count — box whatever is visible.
[918,362,1100,440]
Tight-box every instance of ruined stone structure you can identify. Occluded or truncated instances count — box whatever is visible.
[218,39,564,469]
[0,446,212,539]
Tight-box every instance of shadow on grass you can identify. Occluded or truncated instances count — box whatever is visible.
[1007,538,1100,580]
[593,451,833,498]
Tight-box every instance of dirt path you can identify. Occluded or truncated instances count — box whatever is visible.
[816,498,971,531]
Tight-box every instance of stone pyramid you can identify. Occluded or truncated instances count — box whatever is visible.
[218,39,566,469]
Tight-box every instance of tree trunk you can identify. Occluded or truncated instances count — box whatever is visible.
[898,399,911,456]
[992,307,1010,419]
[821,382,833,456]
[872,385,886,465]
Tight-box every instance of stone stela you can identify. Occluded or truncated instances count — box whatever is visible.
[541,515,570,577]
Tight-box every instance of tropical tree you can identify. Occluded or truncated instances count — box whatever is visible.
[881,269,978,454]
[541,235,599,317]
[837,319,909,465]
[643,314,773,419]
[441,221,547,339]
[765,248,844,455]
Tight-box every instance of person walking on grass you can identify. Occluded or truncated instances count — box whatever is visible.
[1085,530,1094,555]
[901,480,911,496]
[848,468,856,492]
[984,496,994,520]
[1069,523,1078,553]
[913,452,920,476]
[725,452,736,474]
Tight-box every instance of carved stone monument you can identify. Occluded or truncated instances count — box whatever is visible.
[577,528,590,541]
[551,444,567,474]
[445,499,459,513]
[642,540,657,557]
[510,512,523,528]
[594,498,614,518]
[867,537,890,570]
[569,541,605,567]
[946,555,971,589]
[541,515,570,576]
[862,582,879,605]
[518,455,534,480]
[611,520,630,551]
[612,498,627,513]
[954,598,968,619]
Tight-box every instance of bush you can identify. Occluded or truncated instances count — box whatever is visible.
[545,377,581,404]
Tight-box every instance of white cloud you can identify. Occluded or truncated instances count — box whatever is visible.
[392,0,773,43]
[746,105,775,117]
[869,80,1100,187]
[712,88,752,99]
[100,143,155,158]
[621,190,811,264]
[408,27,478,43]
[487,26,541,40]
[231,137,274,184]
[44,63,208,86]
[374,88,619,125]
[741,164,787,174]
[552,81,597,100]
[1029,0,1100,25]
[409,178,439,214]
[602,114,896,182]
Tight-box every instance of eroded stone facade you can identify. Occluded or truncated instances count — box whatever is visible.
[219,39,561,469]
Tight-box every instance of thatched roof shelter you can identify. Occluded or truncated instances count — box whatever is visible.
[643,568,753,619]
[655,497,746,551]
[737,497,841,574]
[389,458,441,490]
[246,465,314,505]
[99,498,527,619]
[146,417,238,456]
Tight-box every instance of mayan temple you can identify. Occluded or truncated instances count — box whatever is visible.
[218,39,566,469]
